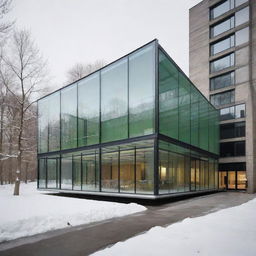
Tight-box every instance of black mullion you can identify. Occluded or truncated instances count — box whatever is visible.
[99,147,102,192]
[118,147,120,193]
[45,158,48,189]
[81,153,83,191]
[72,154,74,190]
[154,137,159,195]
[134,147,136,194]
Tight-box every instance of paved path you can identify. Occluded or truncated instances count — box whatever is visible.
[0,192,255,256]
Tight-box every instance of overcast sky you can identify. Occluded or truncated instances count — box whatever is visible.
[9,0,202,90]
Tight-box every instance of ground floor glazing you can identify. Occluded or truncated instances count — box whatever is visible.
[38,138,219,196]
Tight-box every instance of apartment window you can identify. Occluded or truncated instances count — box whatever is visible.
[210,16,235,38]
[235,104,246,118]
[220,141,245,157]
[236,27,249,45]
[220,104,245,120]
[210,71,235,90]
[210,35,235,56]
[210,0,248,21]
[220,121,245,139]
[210,53,234,73]
[235,6,249,26]
[210,90,235,106]
[235,0,248,7]
[210,0,234,20]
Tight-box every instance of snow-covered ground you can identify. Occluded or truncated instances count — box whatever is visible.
[0,182,146,243]
[93,198,256,256]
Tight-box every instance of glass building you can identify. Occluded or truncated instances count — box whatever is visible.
[37,40,219,199]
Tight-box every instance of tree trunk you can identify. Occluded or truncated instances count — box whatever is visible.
[13,152,21,195]
[0,103,4,185]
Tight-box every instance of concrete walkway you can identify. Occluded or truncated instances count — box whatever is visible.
[0,192,255,256]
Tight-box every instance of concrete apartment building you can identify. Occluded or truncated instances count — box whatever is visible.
[189,0,256,192]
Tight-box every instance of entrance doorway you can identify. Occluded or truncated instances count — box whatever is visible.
[219,171,247,190]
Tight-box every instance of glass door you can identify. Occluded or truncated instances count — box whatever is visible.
[228,171,236,189]
[219,171,227,189]
[237,171,247,190]
[190,159,196,191]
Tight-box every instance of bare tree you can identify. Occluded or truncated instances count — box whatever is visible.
[0,0,13,184]
[66,60,106,83]
[0,0,13,37]
[1,29,47,195]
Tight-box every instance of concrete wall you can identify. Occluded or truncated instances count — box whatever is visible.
[189,0,256,193]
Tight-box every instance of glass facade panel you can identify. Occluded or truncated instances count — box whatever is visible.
[210,16,234,38]
[209,159,215,189]
[190,159,196,191]
[129,43,155,137]
[78,73,100,146]
[191,86,199,147]
[47,157,59,189]
[178,73,191,144]
[199,97,209,151]
[235,6,249,26]
[38,158,46,188]
[82,150,99,191]
[61,155,73,189]
[210,72,234,91]
[120,149,135,193]
[73,155,81,190]
[210,53,234,73]
[101,59,128,142]
[159,50,179,139]
[136,147,154,194]
[48,92,60,152]
[38,98,48,153]
[236,27,249,46]
[101,149,119,192]
[210,90,235,107]
[210,35,235,56]
[61,84,77,150]
[159,150,169,194]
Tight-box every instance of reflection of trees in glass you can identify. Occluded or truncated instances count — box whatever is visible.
[61,113,77,149]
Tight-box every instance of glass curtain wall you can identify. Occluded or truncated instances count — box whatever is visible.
[38,42,156,154]
[101,140,154,194]
[158,48,218,155]
[158,141,217,195]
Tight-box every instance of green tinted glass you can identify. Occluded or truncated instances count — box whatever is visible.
[129,43,155,137]
[101,58,128,143]
[159,50,179,139]
[78,73,100,146]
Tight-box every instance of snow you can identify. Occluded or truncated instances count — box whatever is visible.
[93,198,256,256]
[0,182,146,243]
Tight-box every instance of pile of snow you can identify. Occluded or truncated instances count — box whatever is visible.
[0,182,146,243]
[93,198,256,256]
